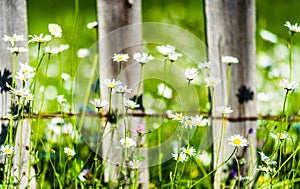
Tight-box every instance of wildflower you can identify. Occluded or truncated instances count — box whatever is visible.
[129,160,141,170]
[15,63,36,82]
[112,53,129,62]
[181,146,196,157]
[90,98,109,110]
[44,46,59,54]
[87,21,98,29]
[259,151,277,166]
[64,147,76,156]
[192,115,208,127]
[157,83,173,99]
[137,124,145,134]
[57,44,69,53]
[48,23,62,38]
[168,52,182,62]
[61,73,70,81]
[284,21,300,34]
[172,152,187,163]
[228,134,248,147]
[77,48,91,58]
[184,68,198,81]
[26,93,34,101]
[104,79,121,88]
[133,52,154,64]
[279,79,298,90]
[181,116,195,129]
[157,45,176,56]
[125,100,140,109]
[115,85,132,94]
[270,132,289,140]
[221,56,239,65]
[2,34,25,46]
[78,169,90,182]
[217,106,233,116]
[172,113,183,121]
[7,46,28,54]
[57,95,67,106]
[260,29,278,43]
[11,87,30,98]
[120,137,136,148]
[1,145,14,156]
[5,114,16,120]
[28,33,51,43]
[205,76,221,87]
[257,165,276,174]
[198,61,211,70]
[197,151,211,166]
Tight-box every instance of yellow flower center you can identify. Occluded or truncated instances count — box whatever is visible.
[185,149,191,155]
[176,115,182,120]
[117,57,124,61]
[133,163,139,168]
[233,138,242,145]
[125,141,131,146]
[108,83,115,88]
[210,81,216,85]
[4,149,11,154]
[185,121,193,125]
[7,115,13,119]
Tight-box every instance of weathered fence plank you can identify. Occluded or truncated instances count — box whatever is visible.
[97,0,149,188]
[0,0,36,188]
[205,0,257,187]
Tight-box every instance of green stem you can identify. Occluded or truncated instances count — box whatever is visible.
[190,147,238,188]
[227,64,231,107]
[288,35,293,82]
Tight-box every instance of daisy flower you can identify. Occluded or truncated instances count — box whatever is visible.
[129,160,141,170]
[57,95,67,106]
[181,116,195,129]
[156,45,176,56]
[284,21,300,33]
[228,134,248,147]
[44,46,59,54]
[28,33,51,43]
[115,85,132,94]
[184,68,198,81]
[87,21,98,29]
[172,152,187,163]
[181,146,196,157]
[1,145,14,155]
[125,100,140,109]
[133,52,154,64]
[64,147,76,156]
[217,106,233,116]
[104,79,121,88]
[112,53,129,62]
[270,132,289,140]
[120,137,136,148]
[172,113,183,121]
[197,151,211,166]
[205,76,221,87]
[168,52,182,61]
[5,114,16,120]
[279,79,298,90]
[192,115,208,127]
[2,34,25,46]
[57,44,69,53]
[157,83,173,99]
[48,23,62,38]
[259,151,277,166]
[198,61,211,70]
[221,56,239,65]
[90,98,109,110]
[77,48,91,58]
[7,46,28,54]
